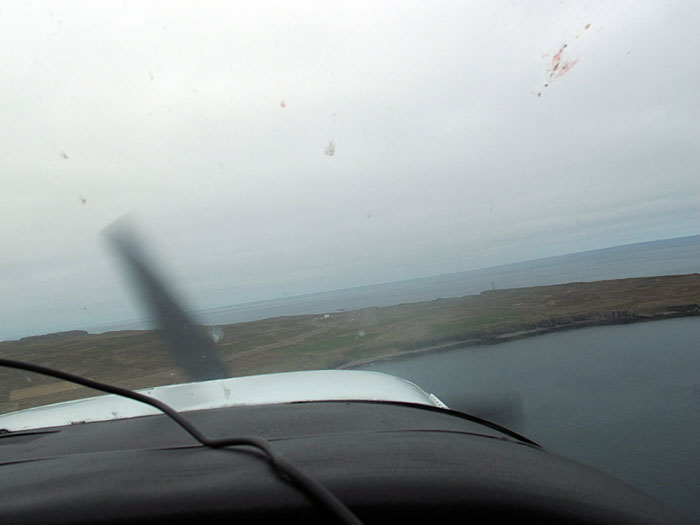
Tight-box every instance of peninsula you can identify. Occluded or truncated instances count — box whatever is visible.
[1,274,699,414]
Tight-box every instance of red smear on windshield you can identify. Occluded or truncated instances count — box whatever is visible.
[537,23,591,97]
[549,44,579,80]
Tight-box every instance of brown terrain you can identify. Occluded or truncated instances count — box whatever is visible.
[1,274,699,415]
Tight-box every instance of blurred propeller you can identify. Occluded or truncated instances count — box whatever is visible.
[103,221,228,381]
[103,220,524,434]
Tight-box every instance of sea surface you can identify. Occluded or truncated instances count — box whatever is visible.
[197,234,700,325]
[88,234,700,332]
[358,317,700,520]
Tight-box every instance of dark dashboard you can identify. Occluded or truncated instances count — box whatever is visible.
[0,401,690,524]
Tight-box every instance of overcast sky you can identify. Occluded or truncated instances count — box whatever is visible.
[1,1,699,340]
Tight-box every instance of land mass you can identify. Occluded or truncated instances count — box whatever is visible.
[1,274,699,415]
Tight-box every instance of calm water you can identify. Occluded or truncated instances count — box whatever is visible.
[198,234,700,325]
[359,316,700,520]
[88,234,700,332]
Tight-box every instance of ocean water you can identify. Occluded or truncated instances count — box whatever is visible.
[195,234,700,326]
[86,234,700,333]
[359,317,700,520]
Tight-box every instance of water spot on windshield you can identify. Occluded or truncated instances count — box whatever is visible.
[325,112,336,156]
[208,326,224,343]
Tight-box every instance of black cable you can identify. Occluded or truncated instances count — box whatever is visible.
[0,358,362,525]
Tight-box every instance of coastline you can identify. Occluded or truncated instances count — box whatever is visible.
[340,306,700,369]
[1,274,699,413]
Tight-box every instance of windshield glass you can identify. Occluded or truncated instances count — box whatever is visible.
[1,1,698,519]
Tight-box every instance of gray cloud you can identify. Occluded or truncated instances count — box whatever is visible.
[1,1,699,340]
